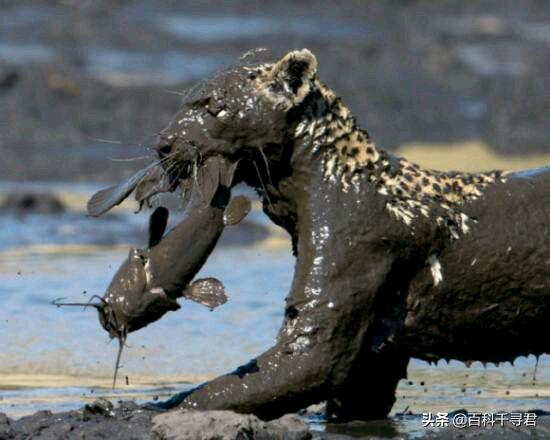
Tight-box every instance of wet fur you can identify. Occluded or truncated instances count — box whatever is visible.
[120,49,550,420]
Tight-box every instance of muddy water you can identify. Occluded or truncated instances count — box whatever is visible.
[0,181,292,417]
[0,243,293,416]
[0,169,549,433]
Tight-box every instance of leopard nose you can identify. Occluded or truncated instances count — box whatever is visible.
[155,134,173,157]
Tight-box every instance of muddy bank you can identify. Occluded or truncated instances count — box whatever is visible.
[1,0,550,181]
[0,403,311,440]
[0,401,157,440]
[2,403,550,439]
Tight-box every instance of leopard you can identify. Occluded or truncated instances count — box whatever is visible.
[129,49,550,421]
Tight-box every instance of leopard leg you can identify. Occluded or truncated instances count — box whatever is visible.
[157,339,332,420]
[325,350,410,421]
[157,251,400,420]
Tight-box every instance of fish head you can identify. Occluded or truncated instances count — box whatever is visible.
[99,248,180,336]
[98,248,148,337]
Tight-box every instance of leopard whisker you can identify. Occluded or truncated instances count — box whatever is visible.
[252,158,273,210]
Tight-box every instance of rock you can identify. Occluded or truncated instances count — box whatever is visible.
[152,410,311,440]
[118,400,139,412]
[0,192,66,214]
[0,66,19,90]
[267,414,312,439]
[15,410,54,437]
[84,398,115,416]
[3,403,156,439]
[0,412,11,438]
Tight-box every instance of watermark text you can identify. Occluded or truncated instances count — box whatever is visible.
[422,412,537,428]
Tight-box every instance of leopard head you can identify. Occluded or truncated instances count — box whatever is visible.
[154,49,321,187]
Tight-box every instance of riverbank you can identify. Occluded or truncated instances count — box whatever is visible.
[2,403,550,439]
[2,0,550,181]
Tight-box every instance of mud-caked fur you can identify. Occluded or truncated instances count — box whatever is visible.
[152,49,550,421]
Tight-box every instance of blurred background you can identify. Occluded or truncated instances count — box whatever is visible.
[1,0,549,432]
[2,0,550,181]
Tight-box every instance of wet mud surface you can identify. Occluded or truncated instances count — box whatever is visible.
[2,403,550,439]
[0,401,157,440]
[2,0,550,181]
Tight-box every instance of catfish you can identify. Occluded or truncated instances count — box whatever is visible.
[56,157,251,388]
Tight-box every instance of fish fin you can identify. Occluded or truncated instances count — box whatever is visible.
[223,195,251,225]
[148,207,169,247]
[134,166,175,207]
[180,177,194,209]
[184,277,227,309]
[149,287,181,311]
[182,158,240,211]
[220,159,241,188]
[194,157,222,206]
[87,164,156,217]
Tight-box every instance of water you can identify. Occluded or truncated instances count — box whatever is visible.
[82,49,231,87]
[0,43,55,65]
[157,15,372,43]
[0,244,292,416]
[1,182,549,429]
[0,181,293,415]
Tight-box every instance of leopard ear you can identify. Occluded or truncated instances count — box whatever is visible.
[268,49,317,105]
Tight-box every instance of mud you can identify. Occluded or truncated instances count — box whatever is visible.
[2,1,550,181]
[2,405,550,439]
[152,410,311,439]
[0,401,157,440]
